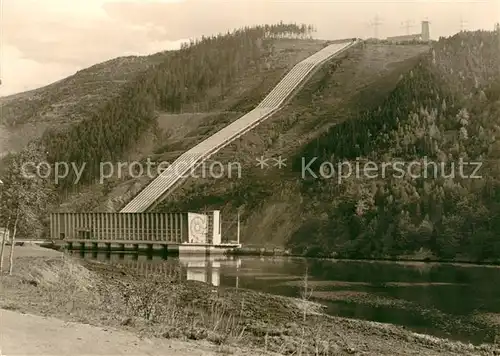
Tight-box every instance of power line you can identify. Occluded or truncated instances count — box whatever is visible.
[368,14,383,39]
[400,20,415,35]
[459,16,468,32]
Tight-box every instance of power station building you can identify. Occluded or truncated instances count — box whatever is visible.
[50,210,222,245]
[387,21,430,43]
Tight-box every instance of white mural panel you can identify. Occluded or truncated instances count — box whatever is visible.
[187,212,207,244]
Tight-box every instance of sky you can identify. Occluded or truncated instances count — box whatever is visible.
[1,0,498,97]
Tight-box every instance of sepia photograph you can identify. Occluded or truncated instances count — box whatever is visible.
[1,0,500,355]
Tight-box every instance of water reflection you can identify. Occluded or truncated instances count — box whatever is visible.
[72,252,500,344]
[75,251,241,287]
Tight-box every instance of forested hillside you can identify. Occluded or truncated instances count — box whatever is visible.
[0,23,321,236]
[3,23,499,263]
[0,54,170,155]
[41,24,318,188]
[154,43,429,242]
[288,31,500,261]
[154,31,500,263]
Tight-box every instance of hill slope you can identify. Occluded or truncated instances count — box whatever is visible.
[150,31,500,262]
[97,31,500,263]
[153,42,431,245]
[0,53,170,156]
[3,26,500,264]
[63,42,429,215]
[0,24,327,225]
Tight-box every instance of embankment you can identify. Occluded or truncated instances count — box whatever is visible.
[1,246,499,355]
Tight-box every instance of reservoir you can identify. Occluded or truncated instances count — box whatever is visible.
[74,252,500,345]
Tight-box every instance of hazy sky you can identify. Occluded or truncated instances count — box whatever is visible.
[1,0,498,96]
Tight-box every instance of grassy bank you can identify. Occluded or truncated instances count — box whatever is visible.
[1,246,500,355]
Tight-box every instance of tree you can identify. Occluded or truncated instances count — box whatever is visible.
[0,143,53,274]
[0,215,11,273]
[8,212,19,275]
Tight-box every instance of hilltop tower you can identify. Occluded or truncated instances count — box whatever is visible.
[421,21,430,41]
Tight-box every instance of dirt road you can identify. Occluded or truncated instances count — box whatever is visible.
[0,309,260,355]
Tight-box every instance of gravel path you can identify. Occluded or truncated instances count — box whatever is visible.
[0,309,263,356]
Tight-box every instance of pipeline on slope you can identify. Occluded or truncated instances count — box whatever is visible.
[120,39,360,213]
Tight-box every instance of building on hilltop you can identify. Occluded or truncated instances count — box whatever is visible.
[386,20,430,43]
[421,20,430,41]
[386,33,422,42]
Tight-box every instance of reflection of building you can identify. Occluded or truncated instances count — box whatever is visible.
[181,255,241,287]
[81,251,241,288]
[211,261,220,286]
[386,21,430,43]
[186,264,208,283]
[186,256,211,284]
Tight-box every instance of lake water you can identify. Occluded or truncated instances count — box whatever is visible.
[74,251,500,344]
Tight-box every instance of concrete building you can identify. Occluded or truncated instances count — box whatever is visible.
[50,211,221,244]
[49,210,239,255]
[386,20,430,43]
[386,33,422,42]
[421,21,430,41]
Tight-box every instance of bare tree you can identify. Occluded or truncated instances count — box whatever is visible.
[0,215,11,274]
[300,264,314,322]
[8,211,20,275]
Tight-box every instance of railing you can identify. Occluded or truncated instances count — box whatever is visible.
[121,39,360,213]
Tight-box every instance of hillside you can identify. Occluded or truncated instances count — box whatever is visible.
[0,24,326,234]
[0,24,319,159]
[0,53,171,156]
[153,42,431,243]
[57,41,430,214]
[152,31,500,262]
[3,25,500,263]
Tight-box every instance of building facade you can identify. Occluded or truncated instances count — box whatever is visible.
[50,210,222,245]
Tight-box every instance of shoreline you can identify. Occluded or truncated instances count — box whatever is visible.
[227,247,500,267]
[1,245,499,355]
[41,241,500,267]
